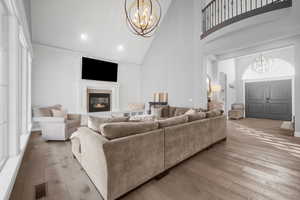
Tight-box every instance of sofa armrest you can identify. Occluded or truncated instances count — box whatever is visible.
[103,129,164,200]
[73,128,110,199]
[33,117,65,123]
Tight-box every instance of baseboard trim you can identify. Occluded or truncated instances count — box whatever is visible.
[295,131,300,137]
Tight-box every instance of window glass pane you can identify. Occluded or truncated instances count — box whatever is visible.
[0,2,8,169]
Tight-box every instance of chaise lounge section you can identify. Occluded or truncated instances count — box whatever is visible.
[71,107,227,200]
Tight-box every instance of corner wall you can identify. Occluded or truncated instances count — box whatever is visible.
[140,0,206,108]
[32,44,142,112]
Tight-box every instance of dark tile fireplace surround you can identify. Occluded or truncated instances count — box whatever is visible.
[88,90,111,112]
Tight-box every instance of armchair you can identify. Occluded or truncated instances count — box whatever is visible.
[228,103,245,120]
[32,105,81,141]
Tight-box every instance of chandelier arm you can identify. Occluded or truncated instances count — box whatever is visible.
[142,0,161,36]
[125,0,142,35]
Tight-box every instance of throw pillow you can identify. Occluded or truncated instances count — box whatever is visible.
[151,107,163,118]
[174,108,190,116]
[129,115,155,122]
[185,109,197,115]
[187,112,206,122]
[51,109,67,120]
[88,116,129,132]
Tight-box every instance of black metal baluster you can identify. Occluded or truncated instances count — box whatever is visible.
[221,0,223,23]
[215,1,217,26]
[231,0,233,17]
[240,0,242,14]
[224,0,226,21]
[227,0,229,19]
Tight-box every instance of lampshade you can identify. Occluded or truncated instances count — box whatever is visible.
[211,84,222,92]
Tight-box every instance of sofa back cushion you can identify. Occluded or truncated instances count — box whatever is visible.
[158,115,189,128]
[187,112,206,122]
[100,121,159,140]
[161,106,170,118]
[88,116,129,132]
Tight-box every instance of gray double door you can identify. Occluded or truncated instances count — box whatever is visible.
[245,80,292,121]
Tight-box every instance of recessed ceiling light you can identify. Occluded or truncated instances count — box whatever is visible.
[117,45,124,52]
[80,33,88,41]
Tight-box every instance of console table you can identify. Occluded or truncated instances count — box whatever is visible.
[148,102,168,114]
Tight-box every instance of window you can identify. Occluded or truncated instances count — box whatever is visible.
[0,2,8,169]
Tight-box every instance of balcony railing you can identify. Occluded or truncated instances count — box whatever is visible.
[201,0,292,39]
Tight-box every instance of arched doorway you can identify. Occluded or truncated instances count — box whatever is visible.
[242,57,295,121]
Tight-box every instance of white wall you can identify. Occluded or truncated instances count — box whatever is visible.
[32,44,141,112]
[141,0,206,108]
[218,59,236,112]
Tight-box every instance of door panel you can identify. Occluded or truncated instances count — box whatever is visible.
[245,80,292,121]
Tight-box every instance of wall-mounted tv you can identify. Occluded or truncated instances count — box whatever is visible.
[82,57,118,82]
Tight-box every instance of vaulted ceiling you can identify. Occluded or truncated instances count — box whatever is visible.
[31,0,172,64]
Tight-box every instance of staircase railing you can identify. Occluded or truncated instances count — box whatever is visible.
[201,0,292,39]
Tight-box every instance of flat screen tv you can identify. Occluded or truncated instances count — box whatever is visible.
[82,57,118,82]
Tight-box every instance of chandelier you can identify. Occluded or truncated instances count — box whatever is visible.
[251,54,272,73]
[125,0,162,37]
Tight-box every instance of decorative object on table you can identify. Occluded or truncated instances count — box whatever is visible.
[148,92,168,114]
[124,0,162,37]
[228,103,245,120]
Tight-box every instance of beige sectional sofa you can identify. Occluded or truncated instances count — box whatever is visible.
[71,107,227,200]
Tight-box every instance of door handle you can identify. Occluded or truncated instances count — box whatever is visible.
[266,97,270,103]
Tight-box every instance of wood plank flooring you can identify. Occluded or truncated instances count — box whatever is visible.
[10,118,300,200]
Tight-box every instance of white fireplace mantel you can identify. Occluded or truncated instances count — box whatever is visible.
[78,80,120,114]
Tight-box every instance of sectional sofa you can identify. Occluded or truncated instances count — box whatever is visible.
[71,106,227,200]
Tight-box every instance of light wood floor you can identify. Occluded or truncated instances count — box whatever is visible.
[10,118,300,200]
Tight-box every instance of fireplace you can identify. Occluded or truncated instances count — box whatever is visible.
[87,89,111,112]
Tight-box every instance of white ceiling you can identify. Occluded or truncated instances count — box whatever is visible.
[31,0,172,64]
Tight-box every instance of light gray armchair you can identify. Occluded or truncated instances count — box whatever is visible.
[228,103,245,120]
[32,105,81,141]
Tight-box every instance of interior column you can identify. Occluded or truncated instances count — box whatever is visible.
[294,38,300,137]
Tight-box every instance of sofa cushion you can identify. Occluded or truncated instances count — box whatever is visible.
[88,116,129,132]
[187,112,206,122]
[158,115,189,128]
[206,109,222,118]
[174,107,190,116]
[100,121,159,139]
[129,115,155,122]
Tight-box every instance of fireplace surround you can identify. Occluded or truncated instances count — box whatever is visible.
[79,80,120,114]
